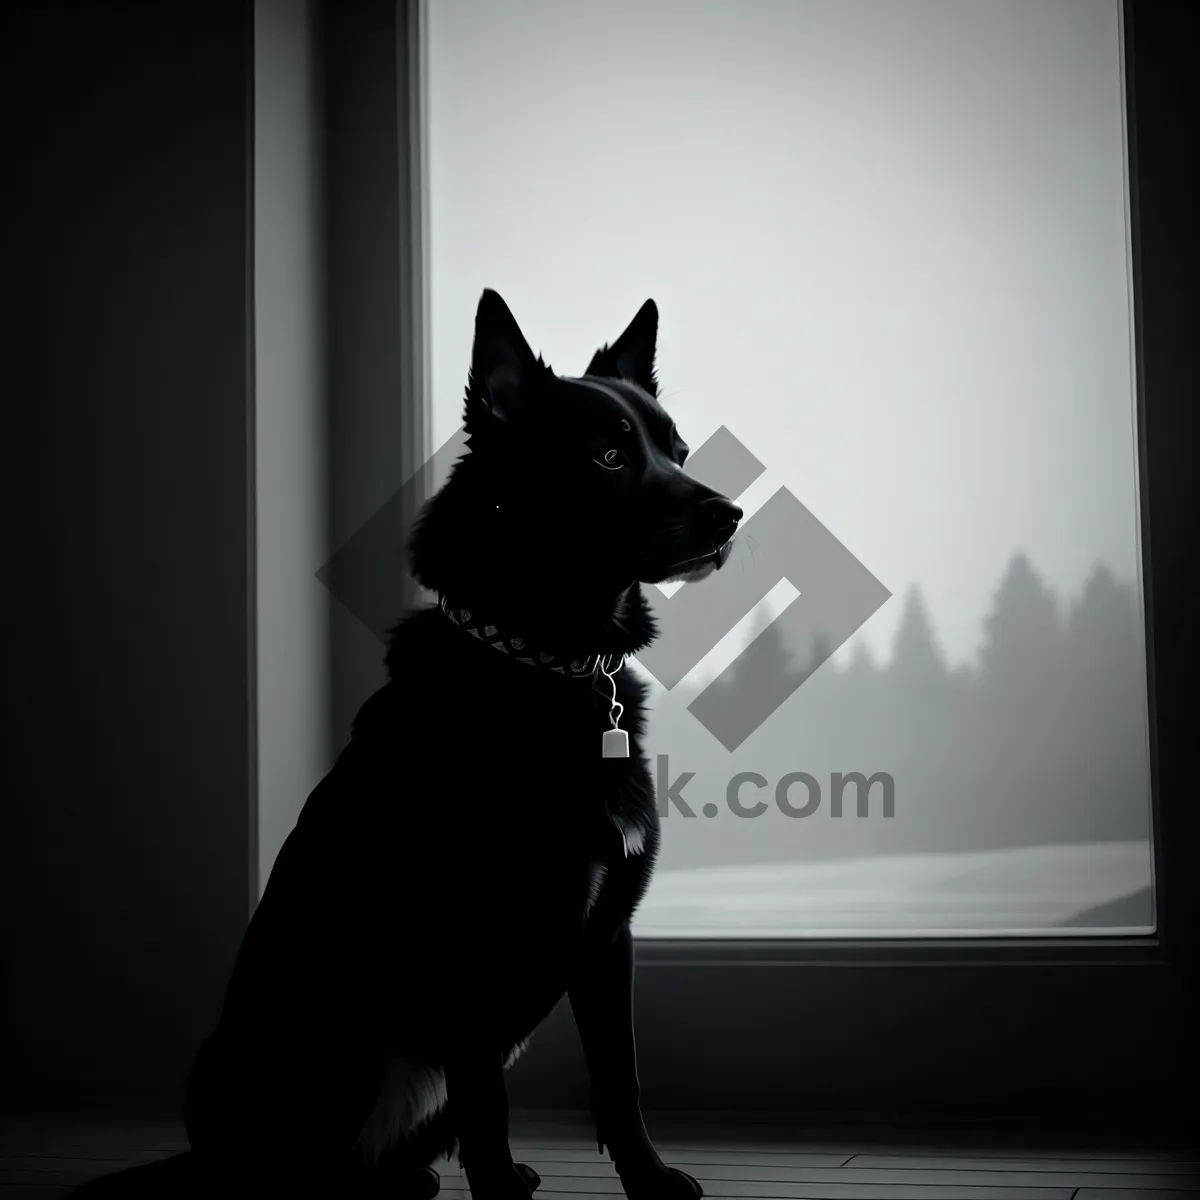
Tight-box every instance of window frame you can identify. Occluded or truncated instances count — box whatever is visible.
[396,0,1198,1119]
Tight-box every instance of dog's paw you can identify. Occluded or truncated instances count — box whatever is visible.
[463,1161,538,1200]
[618,1163,703,1200]
[514,1162,541,1192]
[403,1165,442,1200]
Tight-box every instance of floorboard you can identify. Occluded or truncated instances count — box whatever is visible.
[0,1112,1194,1198]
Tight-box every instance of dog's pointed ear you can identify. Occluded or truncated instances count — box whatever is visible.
[584,299,659,396]
[464,289,540,429]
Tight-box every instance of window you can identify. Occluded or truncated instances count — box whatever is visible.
[423,0,1153,937]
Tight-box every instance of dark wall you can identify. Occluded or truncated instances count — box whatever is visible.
[2,1,255,1107]
[1,0,1194,1127]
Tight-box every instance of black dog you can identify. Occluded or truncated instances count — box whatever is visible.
[75,290,741,1199]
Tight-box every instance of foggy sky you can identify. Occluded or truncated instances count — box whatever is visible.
[424,0,1141,674]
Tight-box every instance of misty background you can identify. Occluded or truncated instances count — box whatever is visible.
[422,0,1153,934]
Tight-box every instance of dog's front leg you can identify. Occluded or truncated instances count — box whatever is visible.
[569,919,702,1199]
[445,1047,540,1200]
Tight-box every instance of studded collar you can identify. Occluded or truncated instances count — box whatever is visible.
[438,594,623,679]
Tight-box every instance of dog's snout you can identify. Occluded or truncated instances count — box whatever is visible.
[701,496,743,535]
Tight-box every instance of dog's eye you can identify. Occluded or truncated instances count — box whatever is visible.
[594,446,629,471]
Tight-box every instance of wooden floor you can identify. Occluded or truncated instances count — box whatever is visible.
[0,1111,1196,1198]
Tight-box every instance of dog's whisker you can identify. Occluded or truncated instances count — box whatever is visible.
[644,525,687,548]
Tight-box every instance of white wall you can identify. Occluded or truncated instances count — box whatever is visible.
[253,0,331,896]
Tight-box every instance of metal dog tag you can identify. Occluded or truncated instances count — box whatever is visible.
[602,728,630,758]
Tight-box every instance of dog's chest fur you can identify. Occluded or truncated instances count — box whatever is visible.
[347,607,655,1160]
[372,606,655,872]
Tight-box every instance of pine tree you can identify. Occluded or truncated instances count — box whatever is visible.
[843,637,879,681]
[1067,563,1140,669]
[889,585,947,690]
[978,552,1063,693]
